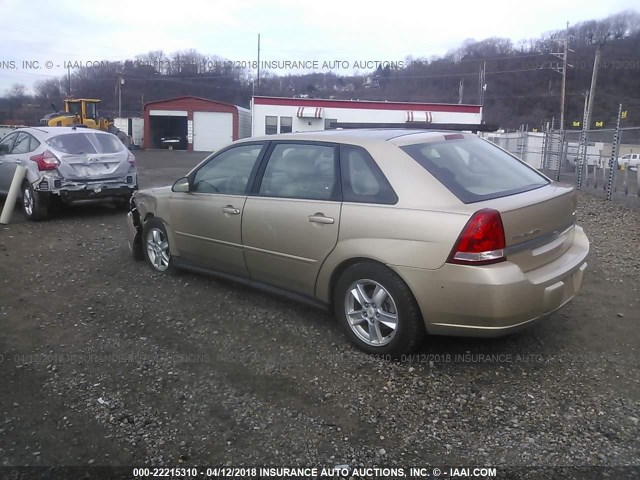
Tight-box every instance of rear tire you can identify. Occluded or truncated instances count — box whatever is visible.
[22,182,49,221]
[333,262,426,357]
[142,218,177,274]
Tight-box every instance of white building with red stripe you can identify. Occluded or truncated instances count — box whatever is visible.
[251,96,483,136]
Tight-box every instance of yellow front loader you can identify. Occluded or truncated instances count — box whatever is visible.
[40,99,130,147]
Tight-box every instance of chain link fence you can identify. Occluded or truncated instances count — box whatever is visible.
[483,124,640,203]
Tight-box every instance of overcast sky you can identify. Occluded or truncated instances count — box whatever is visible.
[0,0,638,94]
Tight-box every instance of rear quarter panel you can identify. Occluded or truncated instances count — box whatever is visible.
[315,141,472,303]
[315,204,469,303]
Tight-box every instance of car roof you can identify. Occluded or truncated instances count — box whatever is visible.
[239,129,475,146]
[9,126,113,137]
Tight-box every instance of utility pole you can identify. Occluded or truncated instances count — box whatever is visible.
[256,33,261,94]
[67,66,71,96]
[458,79,464,104]
[585,34,610,131]
[118,75,124,118]
[551,22,572,131]
[560,22,569,130]
[478,62,486,105]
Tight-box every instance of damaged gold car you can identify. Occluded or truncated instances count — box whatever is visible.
[127,130,589,355]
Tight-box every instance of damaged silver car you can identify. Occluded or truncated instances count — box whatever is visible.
[0,126,137,220]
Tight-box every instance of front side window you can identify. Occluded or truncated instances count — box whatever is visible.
[191,144,264,195]
[0,133,17,152]
[258,143,338,201]
[67,102,81,116]
[401,137,549,203]
[340,145,397,204]
[279,116,292,133]
[265,116,277,135]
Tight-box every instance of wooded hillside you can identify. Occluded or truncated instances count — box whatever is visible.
[2,10,639,131]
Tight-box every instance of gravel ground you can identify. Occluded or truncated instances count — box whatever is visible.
[0,150,639,472]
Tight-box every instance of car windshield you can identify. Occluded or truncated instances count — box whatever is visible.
[401,137,549,203]
[47,132,123,155]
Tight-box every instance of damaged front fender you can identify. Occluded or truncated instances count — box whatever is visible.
[127,203,144,261]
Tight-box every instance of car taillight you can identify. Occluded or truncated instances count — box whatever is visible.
[128,151,136,165]
[447,208,506,265]
[29,150,60,171]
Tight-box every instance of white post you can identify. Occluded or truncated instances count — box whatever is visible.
[0,165,26,224]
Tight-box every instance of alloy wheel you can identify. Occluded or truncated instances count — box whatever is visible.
[23,187,34,216]
[146,227,170,272]
[344,279,399,346]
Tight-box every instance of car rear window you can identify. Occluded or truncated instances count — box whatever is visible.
[47,132,124,155]
[401,137,549,203]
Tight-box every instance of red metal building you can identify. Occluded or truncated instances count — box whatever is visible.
[143,96,251,152]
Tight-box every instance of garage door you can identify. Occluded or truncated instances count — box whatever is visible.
[193,111,233,152]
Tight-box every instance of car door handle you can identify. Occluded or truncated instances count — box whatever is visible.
[222,205,241,215]
[308,213,334,225]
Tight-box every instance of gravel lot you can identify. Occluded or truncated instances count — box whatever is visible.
[1,150,639,472]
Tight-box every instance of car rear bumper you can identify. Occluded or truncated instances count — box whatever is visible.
[34,174,138,200]
[394,225,590,337]
[59,185,137,201]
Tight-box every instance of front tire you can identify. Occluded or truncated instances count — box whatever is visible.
[22,182,49,221]
[333,262,426,356]
[142,218,177,274]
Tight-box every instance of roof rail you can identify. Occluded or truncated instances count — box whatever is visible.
[328,122,499,133]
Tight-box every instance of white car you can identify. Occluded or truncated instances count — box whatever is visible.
[617,153,640,171]
[0,127,138,220]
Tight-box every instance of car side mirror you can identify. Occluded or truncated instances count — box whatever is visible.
[172,176,190,192]
[0,143,9,154]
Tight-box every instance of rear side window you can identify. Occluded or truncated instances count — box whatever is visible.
[340,145,397,204]
[47,132,124,155]
[401,138,549,203]
[258,143,338,201]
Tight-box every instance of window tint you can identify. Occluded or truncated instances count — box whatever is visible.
[29,135,41,152]
[47,132,124,154]
[85,102,98,119]
[401,138,549,203]
[93,133,122,152]
[192,144,264,194]
[265,116,277,135]
[259,144,338,201]
[340,146,397,204]
[68,102,82,115]
[279,116,292,133]
[11,133,32,154]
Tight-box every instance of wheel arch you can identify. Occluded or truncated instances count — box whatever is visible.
[329,258,427,355]
[323,256,422,319]
[141,213,181,258]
